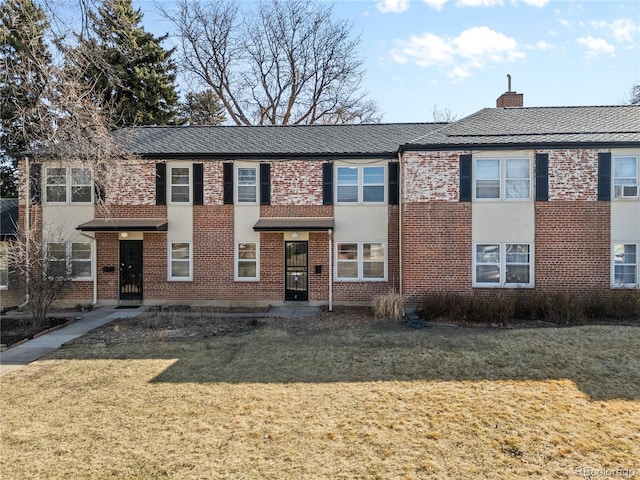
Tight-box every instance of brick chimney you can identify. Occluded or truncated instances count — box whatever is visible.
[496,74,523,108]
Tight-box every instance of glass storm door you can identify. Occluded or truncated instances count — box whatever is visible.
[285,241,308,301]
[120,240,143,300]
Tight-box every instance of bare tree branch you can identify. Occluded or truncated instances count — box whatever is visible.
[162,0,380,125]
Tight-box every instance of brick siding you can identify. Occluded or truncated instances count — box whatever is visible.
[535,201,610,291]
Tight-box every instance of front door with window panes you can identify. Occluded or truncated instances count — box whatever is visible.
[285,241,308,301]
[120,240,143,300]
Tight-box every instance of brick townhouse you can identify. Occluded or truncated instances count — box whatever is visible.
[1,92,639,309]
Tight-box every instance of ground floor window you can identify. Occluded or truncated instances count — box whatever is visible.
[336,242,385,281]
[474,243,532,287]
[46,242,93,280]
[0,242,8,288]
[169,242,192,280]
[236,242,258,280]
[613,244,638,286]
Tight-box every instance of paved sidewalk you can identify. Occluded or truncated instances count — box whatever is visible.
[0,304,320,377]
[0,306,144,377]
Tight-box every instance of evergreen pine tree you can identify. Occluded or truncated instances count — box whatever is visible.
[180,89,227,126]
[0,0,52,196]
[82,0,180,127]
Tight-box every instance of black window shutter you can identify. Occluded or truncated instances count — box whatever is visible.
[598,152,611,201]
[156,163,166,205]
[260,163,271,205]
[30,163,41,205]
[459,154,472,202]
[193,163,204,205]
[388,161,399,205]
[535,153,549,201]
[322,162,333,205]
[223,162,234,205]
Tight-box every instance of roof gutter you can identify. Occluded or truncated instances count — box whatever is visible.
[400,140,640,153]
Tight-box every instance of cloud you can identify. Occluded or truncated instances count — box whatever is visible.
[521,0,549,6]
[528,40,554,50]
[577,36,615,57]
[588,18,637,45]
[609,18,637,44]
[391,26,525,81]
[376,0,410,13]
[456,0,504,6]
[422,0,450,9]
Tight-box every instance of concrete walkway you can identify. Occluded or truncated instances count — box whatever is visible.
[0,304,320,377]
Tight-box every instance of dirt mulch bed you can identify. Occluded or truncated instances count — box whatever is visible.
[1,316,75,350]
[68,306,389,347]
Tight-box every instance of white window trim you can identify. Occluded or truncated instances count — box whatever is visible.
[472,242,534,288]
[44,166,93,205]
[168,241,193,281]
[335,241,387,282]
[45,242,94,281]
[235,241,260,281]
[612,156,639,200]
[168,164,192,205]
[473,157,532,202]
[335,165,387,205]
[611,243,639,288]
[235,165,259,205]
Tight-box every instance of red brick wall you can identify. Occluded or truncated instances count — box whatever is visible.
[271,160,323,205]
[96,232,119,301]
[402,202,473,305]
[535,201,610,291]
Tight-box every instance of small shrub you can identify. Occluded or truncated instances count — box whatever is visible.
[75,303,94,312]
[610,288,640,321]
[374,289,405,321]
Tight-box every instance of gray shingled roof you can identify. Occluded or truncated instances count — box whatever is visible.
[0,198,18,239]
[405,105,640,148]
[114,123,446,158]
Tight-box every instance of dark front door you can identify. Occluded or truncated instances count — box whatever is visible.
[120,240,143,300]
[285,241,308,301]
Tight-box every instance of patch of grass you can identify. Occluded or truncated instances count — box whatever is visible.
[1,324,639,479]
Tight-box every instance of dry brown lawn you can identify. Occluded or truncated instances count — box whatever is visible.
[1,317,639,479]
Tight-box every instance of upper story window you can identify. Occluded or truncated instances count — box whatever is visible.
[170,166,191,204]
[237,167,257,203]
[474,158,530,201]
[45,167,92,204]
[336,166,385,204]
[613,156,638,199]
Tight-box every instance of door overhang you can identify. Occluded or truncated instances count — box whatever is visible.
[253,217,334,232]
[77,218,168,232]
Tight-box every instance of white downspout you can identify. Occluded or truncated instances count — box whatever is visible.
[80,232,98,305]
[397,151,403,297]
[18,157,31,308]
[328,228,333,311]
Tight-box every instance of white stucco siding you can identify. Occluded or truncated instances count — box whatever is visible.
[472,203,535,244]
[334,205,387,242]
